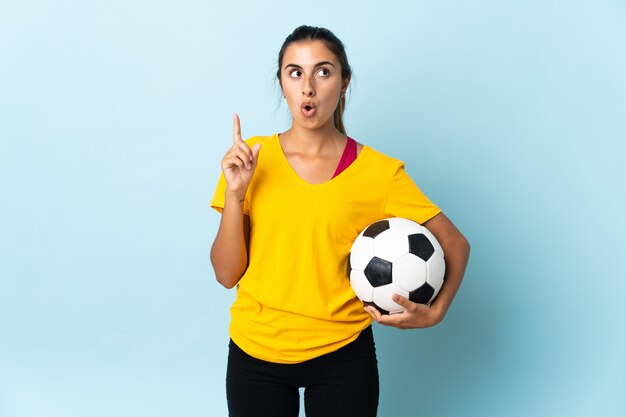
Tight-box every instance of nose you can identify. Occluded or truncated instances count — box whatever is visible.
[302,76,315,97]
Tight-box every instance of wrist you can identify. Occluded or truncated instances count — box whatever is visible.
[428,302,446,326]
[224,189,246,205]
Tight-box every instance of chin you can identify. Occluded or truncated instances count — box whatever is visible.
[296,115,333,130]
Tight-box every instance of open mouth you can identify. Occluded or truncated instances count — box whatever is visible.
[301,104,316,117]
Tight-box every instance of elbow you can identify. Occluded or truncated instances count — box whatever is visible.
[211,262,241,290]
[216,274,238,289]
[210,252,242,289]
[460,234,471,260]
[445,230,470,261]
[211,263,241,289]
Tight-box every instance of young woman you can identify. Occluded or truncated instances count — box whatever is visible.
[210,25,470,417]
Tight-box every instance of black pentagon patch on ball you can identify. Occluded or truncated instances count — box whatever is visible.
[363,220,390,238]
[364,256,392,287]
[408,233,435,261]
[364,301,390,316]
[409,283,435,304]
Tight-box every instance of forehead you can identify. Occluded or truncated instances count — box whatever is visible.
[281,40,339,67]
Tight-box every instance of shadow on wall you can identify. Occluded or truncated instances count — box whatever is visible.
[373,241,519,417]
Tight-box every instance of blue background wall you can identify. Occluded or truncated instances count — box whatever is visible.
[1,1,625,416]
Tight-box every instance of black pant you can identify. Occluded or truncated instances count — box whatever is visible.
[226,326,379,417]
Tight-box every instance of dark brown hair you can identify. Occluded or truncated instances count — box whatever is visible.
[277,25,352,134]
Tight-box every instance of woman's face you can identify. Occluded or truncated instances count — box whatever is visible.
[280,40,349,131]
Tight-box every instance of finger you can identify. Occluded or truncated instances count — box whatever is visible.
[391,293,415,311]
[363,308,374,321]
[364,306,376,321]
[375,311,404,326]
[232,140,254,163]
[362,302,410,328]
[250,143,262,162]
[226,147,253,169]
[364,305,383,322]
[222,155,247,172]
[393,294,432,316]
[233,113,243,144]
[222,149,251,169]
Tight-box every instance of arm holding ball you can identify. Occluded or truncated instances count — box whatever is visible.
[364,212,470,329]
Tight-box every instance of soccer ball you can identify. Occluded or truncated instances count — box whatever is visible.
[349,217,445,314]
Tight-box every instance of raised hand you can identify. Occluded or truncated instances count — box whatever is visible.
[221,114,262,198]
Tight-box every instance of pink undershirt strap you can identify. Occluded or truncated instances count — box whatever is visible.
[331,137,357,179]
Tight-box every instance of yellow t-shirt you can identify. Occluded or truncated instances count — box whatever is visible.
[211,134,441,363]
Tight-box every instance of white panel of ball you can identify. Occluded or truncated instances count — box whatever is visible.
[372,284,408,314]
[373,230,409,262]
[422,226,444,255]
[426,255,445,302]
[392,253,428,292]
[387,217,422,235]
[349,236,375,271]
[349,270,374,302]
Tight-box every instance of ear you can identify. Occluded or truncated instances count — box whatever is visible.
[342,74,351,91]
[278,79,285,97]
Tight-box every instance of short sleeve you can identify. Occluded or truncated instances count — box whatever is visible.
[383,164,441,224]
[210,172,250,215]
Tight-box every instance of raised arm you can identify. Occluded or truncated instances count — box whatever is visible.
[210,114,261,288]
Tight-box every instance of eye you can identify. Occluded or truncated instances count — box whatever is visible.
[317,68,330,77]
[289,69,302,78]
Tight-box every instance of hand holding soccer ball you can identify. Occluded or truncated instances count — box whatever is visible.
[349,217,446,326]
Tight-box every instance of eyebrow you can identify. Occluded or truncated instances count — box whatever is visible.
[283,61,336,70]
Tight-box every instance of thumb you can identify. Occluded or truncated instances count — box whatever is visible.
[251,143,262,160]
[392,293,416,310]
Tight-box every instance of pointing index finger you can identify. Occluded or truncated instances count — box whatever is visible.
[233,113,243,143]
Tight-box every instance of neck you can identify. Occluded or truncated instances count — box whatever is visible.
[281,121,346,157]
